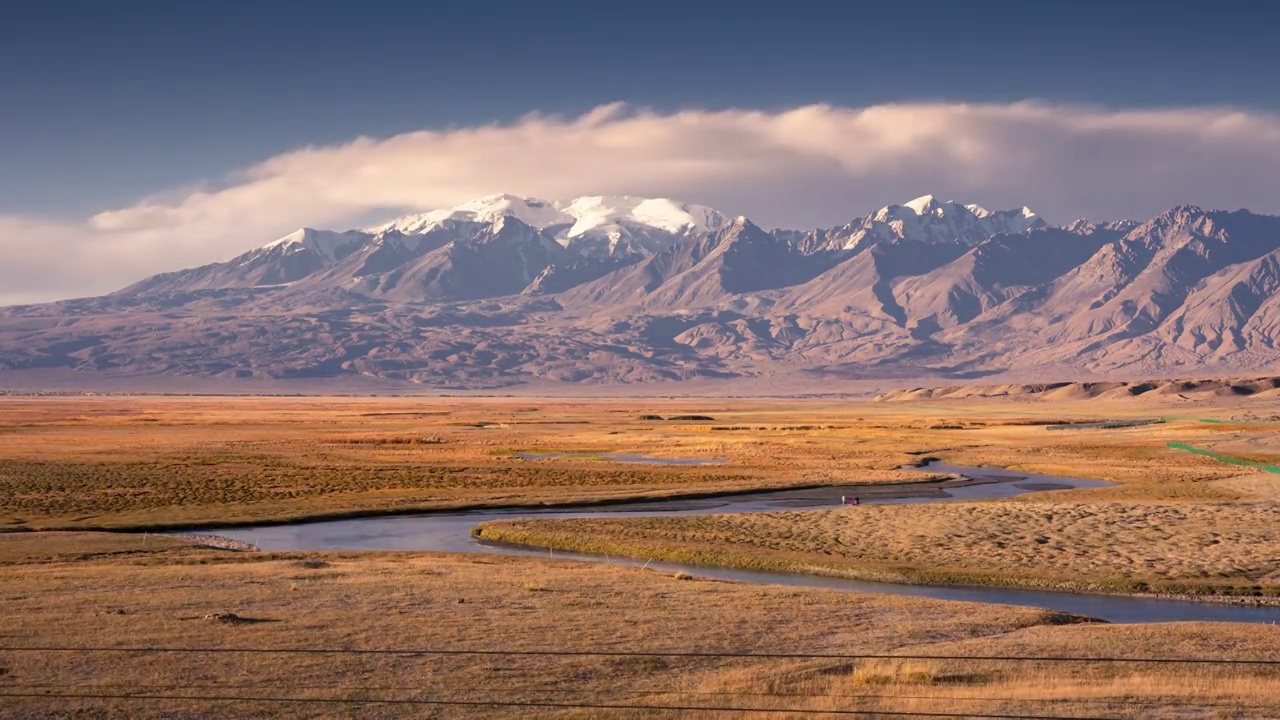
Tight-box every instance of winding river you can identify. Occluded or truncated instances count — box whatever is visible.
[197,461,1280,624]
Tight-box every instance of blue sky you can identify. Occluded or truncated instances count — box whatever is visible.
[5,0,1280,303]
[5,0,1279,218]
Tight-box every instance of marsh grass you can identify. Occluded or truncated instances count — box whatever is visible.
[12,394,1210,530]
[478,499,1280,600]
[327,435,445,445]
[0,455,774,530]
[639,660,1280,719]
[2,532,1103,720]
[6,390,1280,717]
[6,393,1280,596]
[691,621,1280,719]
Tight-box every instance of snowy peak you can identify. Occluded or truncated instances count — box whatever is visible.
[902,194,943,215]
[367,194,729,259]
[558,196,726,237]
[878,195,1041,228]
[554,195,728,258]
[370,194,565,236]
[839,196,1046,252]
[964,203,994,219]
[1065,218,1141,236]
[261,228,370,262]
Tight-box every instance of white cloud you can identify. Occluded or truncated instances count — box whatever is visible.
[5,101,1280,303]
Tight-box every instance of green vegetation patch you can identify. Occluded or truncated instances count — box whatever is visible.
[1167,442,1280,475]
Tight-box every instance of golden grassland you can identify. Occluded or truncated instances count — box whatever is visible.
[3,533,1279,719]
[3,393,1278,531]
[471,395,1280,601]
[0,395,929,530]
[0,532,1076,719]
[5,396,1280,716]
[477,500,1280,599]
[5,393,1280,601]
[643,624,1280,720]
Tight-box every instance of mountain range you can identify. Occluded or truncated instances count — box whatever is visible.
[3,193,1280,390]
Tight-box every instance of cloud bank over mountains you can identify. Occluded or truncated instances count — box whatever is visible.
[6,101,1280,304]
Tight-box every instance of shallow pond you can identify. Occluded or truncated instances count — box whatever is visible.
[510,452,726,465]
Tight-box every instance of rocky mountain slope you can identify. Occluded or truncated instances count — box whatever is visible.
[3,194,1279,389]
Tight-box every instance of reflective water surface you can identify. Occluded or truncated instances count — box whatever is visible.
[196,462,1280,624]
[510,452,726,465]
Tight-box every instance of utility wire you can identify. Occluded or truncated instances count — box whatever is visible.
[0,691,1129,719]
[6,682,1268,708]
[2,645,1278,664]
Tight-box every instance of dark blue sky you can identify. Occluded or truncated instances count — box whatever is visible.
[4,0,1279,217]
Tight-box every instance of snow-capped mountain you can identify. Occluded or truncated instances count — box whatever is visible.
[820,195,1046,252]
[372,194,727,258]
[261,228,372,261]
[124,193,1044,301]
[8,195,1280,389]
[123,194,732,299]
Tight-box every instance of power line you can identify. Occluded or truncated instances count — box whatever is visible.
[0,691,1127,719]
[8,682,1267,708]
[2,645,1278,665]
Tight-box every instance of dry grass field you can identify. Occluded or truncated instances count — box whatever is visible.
[478,500,1280,599]
[5,394,1280,717]
[654,623,1280,719]
[3,533,1279,719]
[2,392,1277,531]
[467,395,1280,601]
[0,532,1073,718]
[0,395,977,531]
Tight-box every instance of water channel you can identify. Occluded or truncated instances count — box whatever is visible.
[196,461,1280,624]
